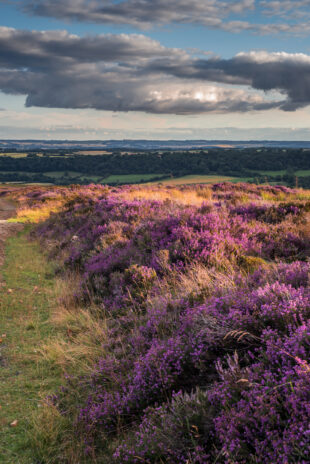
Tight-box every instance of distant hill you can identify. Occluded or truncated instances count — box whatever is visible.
[1,139,310,151]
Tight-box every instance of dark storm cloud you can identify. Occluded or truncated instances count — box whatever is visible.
[0,27,180,70]
[148,51,310,111]
[0,28,310,114]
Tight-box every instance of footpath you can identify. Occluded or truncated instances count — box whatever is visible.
[0,199,23,273]
[0,197,59,463]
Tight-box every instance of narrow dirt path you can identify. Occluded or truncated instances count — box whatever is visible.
[0,198,23,274]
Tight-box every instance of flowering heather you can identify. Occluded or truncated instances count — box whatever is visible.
[12,182,310,462]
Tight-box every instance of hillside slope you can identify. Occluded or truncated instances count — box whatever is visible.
[3,183,310,463]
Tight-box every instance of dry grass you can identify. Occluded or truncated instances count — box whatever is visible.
[28,273,107,463]
[0,153,28,158]
[76,150,110,155]
[175,264,236,298]
[30,399,87,464]
[121,186,212,205]
[146,264,236,314]
[41,305,107,372]
[12,201,63,223]
[261,189,310,202]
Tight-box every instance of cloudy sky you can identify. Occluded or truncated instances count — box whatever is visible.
[1,0,310,140]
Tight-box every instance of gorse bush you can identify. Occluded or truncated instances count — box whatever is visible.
[11,182,310,463]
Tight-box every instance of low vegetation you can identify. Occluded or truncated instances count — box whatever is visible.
[0,230,61,462]
[1,181,309,463]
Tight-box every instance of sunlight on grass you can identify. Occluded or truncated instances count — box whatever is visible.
[0,230,62,462]
[10,203,63,223]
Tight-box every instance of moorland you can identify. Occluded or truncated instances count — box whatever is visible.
[0,181,309,463]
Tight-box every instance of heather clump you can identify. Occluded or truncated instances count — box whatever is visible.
[231,201,310,225]
[210,324,310,463]
[9,182,310,462]
[113,389,213,464]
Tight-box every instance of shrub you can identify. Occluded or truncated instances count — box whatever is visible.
[14,182,310,462]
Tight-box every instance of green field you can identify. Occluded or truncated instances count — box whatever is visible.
[0,181,25,185]
[0,153,45,158]
[8,173,255,186]
[75,150,111,155]
[0,171,166,185]
[151,175,243,185]
[0,153,28,158]
[45,172,167,183]
[295,170,310,177]
[102,174,167,183]
[46,171,107,181]
[44,171,84,179]
[230,177,257,183]
[0,171,36,176]
[6,169,310,186]
[253,170,286,176]
[81,175,106,182]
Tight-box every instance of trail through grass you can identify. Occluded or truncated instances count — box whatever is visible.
[0,229,61,463]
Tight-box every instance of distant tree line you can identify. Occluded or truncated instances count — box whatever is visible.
[0,148,310,187]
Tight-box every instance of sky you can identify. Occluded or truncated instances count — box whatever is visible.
[1,0,310,140]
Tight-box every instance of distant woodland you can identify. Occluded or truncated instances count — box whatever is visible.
[1,148,310,187]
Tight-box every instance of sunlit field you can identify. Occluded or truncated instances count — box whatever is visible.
[0,153,28,158]
[149,174,239,184]
[3,182,310,463]
[75,150,111,155]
